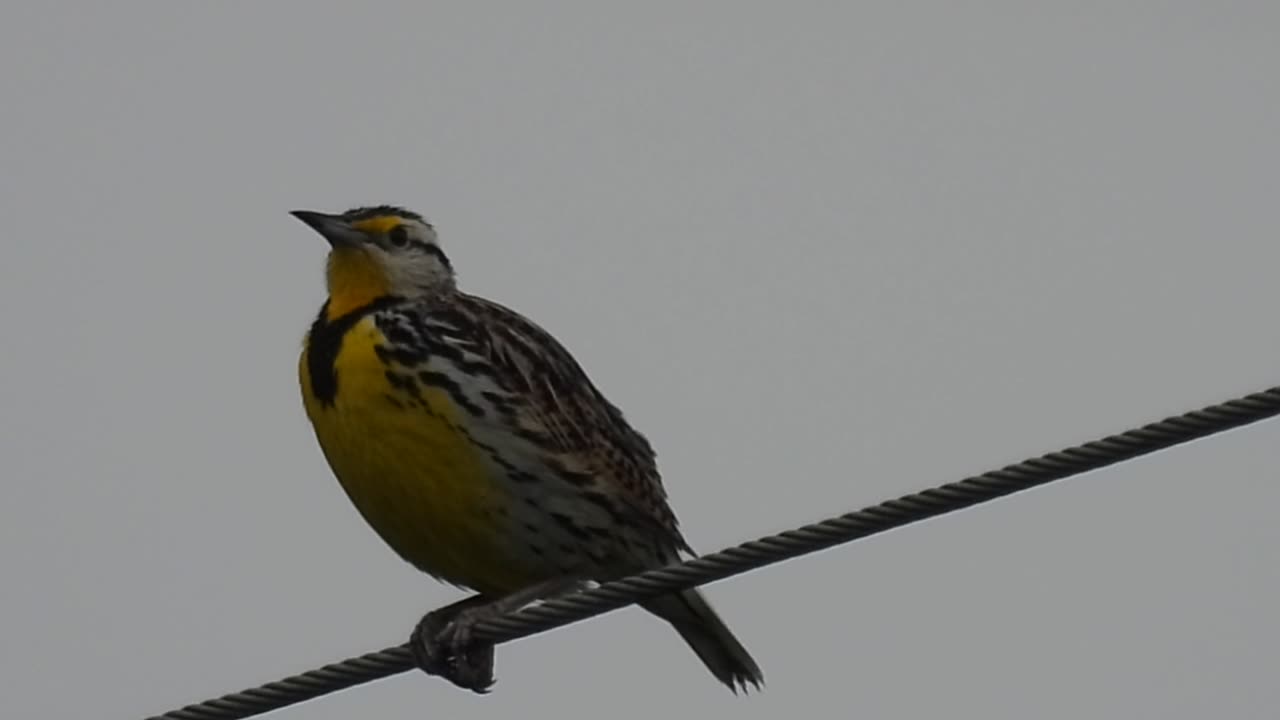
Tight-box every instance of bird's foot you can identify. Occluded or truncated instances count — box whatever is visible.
[409,578,588,694]
[409,594,495,694]
[434,603,500,692]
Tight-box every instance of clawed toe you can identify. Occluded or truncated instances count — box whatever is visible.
[408,610,453,678]
[407,579,583,694]
[408,604,496,694]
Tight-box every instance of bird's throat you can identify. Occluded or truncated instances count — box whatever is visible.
[326,247,392,320]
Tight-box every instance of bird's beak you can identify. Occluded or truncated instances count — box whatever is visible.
[289,210,365,248]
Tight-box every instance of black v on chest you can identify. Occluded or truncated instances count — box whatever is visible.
[306,298,400,407]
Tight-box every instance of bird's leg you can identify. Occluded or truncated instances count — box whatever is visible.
[411,577,587,693]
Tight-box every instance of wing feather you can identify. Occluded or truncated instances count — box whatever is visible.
[457,293,691,557]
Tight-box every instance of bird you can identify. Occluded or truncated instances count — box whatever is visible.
[291,205,763,693]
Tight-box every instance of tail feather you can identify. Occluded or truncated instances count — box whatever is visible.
[642,589,764,692]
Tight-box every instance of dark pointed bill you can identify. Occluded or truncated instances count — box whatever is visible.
[290,210,363,248]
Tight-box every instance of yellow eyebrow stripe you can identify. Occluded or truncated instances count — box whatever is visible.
[350,216,404,235]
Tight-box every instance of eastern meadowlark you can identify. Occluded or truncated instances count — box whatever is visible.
[292,206,763,693]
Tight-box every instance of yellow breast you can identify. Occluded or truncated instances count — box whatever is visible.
[299,315,530,594]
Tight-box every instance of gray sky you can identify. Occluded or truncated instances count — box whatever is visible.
[2,3,1278,718]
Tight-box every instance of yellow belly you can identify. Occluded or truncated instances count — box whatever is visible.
[300,316,532,594]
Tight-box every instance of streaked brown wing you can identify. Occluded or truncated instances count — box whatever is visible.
[457,293,692,557]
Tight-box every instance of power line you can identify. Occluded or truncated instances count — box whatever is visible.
[147,385,1280,720]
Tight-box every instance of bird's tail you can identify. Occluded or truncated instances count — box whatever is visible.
[642,589,763,692]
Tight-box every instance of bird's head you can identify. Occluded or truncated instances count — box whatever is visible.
[291,205,454,318]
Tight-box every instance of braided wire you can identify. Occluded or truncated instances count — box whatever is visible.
[147,385,1280,719]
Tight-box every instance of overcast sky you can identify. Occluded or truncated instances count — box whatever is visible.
[2,3,1278,719]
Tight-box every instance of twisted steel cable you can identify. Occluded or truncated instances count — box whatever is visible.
[148,385,1280,720]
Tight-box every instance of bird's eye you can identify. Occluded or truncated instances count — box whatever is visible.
[388,226,410,247]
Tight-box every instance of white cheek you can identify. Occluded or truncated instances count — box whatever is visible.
[381,251,452,293]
